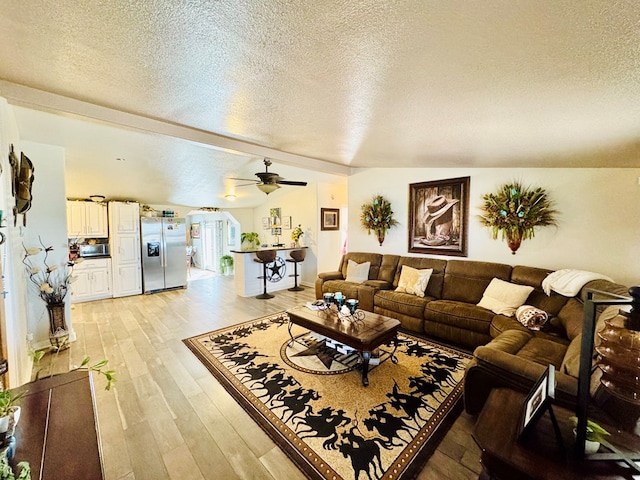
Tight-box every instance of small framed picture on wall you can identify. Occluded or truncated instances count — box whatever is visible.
[321,208,340,231]
[283,216,292,229]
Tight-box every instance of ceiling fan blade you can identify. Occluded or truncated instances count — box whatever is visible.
[277,180,307,186]
[228,177,258,182]
[235,182,259,187]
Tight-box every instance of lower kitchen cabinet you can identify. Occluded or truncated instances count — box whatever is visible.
[70,258,112,303]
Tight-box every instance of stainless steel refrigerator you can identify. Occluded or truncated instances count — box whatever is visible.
[141,217,188,293]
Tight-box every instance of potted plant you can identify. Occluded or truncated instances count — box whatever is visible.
[219,255,234,275]
[479,181,558,254]
[360,195,398,246]
[569,416,610,454]
[141,204,155,217]
[0,456,30,480]
[291,225,304,247]
[240,232,260,250]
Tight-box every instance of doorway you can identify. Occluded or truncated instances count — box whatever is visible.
[201,220,223,272]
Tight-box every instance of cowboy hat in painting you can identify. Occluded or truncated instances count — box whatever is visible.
[421,195,459,246]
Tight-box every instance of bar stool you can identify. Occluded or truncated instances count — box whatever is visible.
[254,250,276,299]
[286,249,306,291]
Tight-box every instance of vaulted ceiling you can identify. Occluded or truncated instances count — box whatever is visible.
[1,1,639,208]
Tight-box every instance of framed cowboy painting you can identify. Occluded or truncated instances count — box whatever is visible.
[408,176,470,256]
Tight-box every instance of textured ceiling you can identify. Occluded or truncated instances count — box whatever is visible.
[1,1,639,207]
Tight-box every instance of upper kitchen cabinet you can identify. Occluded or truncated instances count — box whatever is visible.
[109,201,139,234]
[66,201,108,238]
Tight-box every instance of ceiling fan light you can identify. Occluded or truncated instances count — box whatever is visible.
[225,194,236,201]
[257,183,280,194]
[89,195,105,203]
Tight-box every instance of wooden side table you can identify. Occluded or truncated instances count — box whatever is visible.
[473,388,640,480]
[12,370,104,479]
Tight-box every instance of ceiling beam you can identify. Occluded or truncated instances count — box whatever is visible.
[0,79,352,177]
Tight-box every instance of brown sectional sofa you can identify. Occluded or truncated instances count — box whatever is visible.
[316,252,634,424]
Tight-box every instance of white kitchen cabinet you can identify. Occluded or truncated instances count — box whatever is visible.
[66,201,108,238]
[109,201,142,297]
[110,202,139,234]
[70,258,112,303]
[112,261,142,297]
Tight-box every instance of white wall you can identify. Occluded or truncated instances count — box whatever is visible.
[316,181,348,274]
[225,208,254,236]
[0,99,31,386]
[251,183,323,286]
[347,168,640,287]
[20,141,71,351]
[0,101,69,386]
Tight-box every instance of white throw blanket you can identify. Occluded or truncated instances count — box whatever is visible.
[542,269,614,297]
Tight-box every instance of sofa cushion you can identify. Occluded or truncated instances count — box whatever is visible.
[338,253,383,281]
[395,265,433,297]
[516,337,567,369]
[375,290,432,319]
[378,255,401,285]
[556,298,584,341]
[425,299,495,334]
[490,315,569,344]
[394,257,447,299]
[511,265,569,316]
[321,280,362,300]
[560,305,624,378]
[477,278,534,316]
[441,260,512,304]
[345,260,370,283]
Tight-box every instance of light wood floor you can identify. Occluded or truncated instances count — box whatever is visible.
[35,272,482,480]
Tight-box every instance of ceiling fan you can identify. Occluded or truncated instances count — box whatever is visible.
[231,159,308,194]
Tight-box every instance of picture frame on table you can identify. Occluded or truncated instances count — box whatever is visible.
[517,364,556,439]
[408,176,470,257]
[321,208,340,231]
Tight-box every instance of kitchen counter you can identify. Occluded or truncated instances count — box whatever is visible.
[232,247,307,297]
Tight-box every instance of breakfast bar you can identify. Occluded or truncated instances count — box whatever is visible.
[232,246,308,297]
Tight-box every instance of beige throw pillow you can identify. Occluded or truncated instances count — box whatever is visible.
[477,278,534,317]
[345,260,370,283]
[395,266,433,297]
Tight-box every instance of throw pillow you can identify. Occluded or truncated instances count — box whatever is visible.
[395,266,433,297]
[477,278,534,317]
[345,260,370,283]
[515,305,549,330]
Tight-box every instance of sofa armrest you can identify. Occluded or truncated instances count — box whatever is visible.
[356,285,379,312]
[363,280,393,290]
[464,339,578,414]
[318,271,343,281]
[315,271,344,298]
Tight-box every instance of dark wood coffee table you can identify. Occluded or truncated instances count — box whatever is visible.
[285,305,401,386]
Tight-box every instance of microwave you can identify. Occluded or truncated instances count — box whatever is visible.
[79,243,110,258]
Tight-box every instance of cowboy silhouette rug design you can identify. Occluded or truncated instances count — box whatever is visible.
[183,311,471,480]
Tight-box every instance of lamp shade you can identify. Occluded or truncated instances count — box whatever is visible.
[257,183,280,194]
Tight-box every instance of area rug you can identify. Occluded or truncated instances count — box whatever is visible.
[183,311,471,480]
